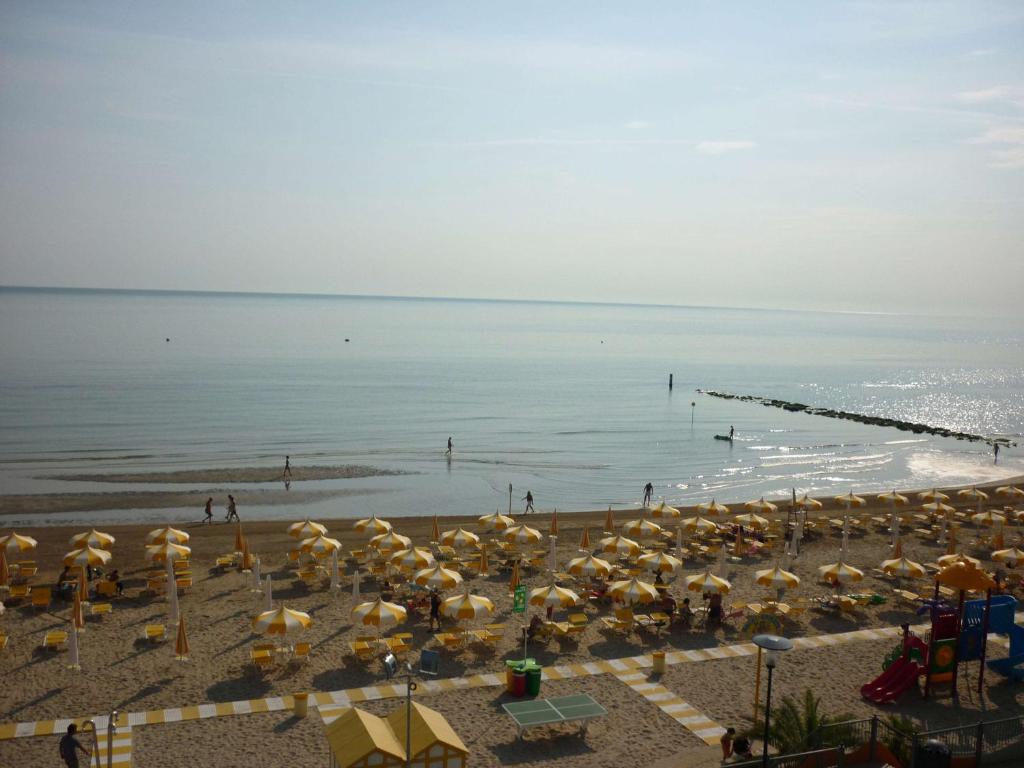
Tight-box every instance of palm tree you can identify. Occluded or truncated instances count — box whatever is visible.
[753,688,852,755]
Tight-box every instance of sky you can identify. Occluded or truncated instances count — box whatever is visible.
[1,2,1022,315]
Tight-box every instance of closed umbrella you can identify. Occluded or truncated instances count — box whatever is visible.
[567,554,612,579]
[352,598,407,631]
[528,584,580,609]
[878,490,909,552]
[608,577,659,605]
[650,502,681,518]
[696,499,729,516]
[251,556,261,591]
[146,526,189,545]
[549,510,559,536]
[352,568,361,601]
[548,535,557,572]
[637,551,683,575]
[68,620,80,671]
[369,530,412,554]
[685,570,731,594]
[413,564,463,590]
[69,529,116,550]
[1,532,38,555]
[477,546,489,576]
[287,519,327,539]
[478,511,514,532]
[503,524,542,546]
[264,574,273,611]
[509,559,520,594]
[64,546,112,568]
[175,616,190,661]
[330,550,340,590]
[604,507,615,533]
[621,518,663,538]
[431,515,440,542]
[440,528,480,549]
[598,534,640,558]
[354,515,392,535]
[579,527,591,550]
[390,547,435,571]
[441,592,495,621]
[252,606,312,635]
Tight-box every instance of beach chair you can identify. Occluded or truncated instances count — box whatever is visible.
[175,577,193,592]
[600,607,634,633]
[89,602,112,619]
[95,580,118,599]
[13,561,38,581]
[251,648,275,671]
[7,583,30,602]
[144,624,167,642]
[42,630,68,651]
[292,642,311,664]
[350,641,377,661]
[31,587,52,610]
[173,559,191,573]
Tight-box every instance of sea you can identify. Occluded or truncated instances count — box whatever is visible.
[1,287,1022,527]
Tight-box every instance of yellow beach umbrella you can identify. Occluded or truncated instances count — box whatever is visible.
[958,486,989,502]
[144,541,191,563]
[175,616,190,661]
[598,534,641,558]
[685,570,731,594]
[745,497,778,514]
[579,527,591,550]
[287,519,327,539]
[637,551,683,575]
[441,592,495,621]
[650,502,681,518]
[696,499,729,516]
[734,513,769,530]
[996,486,1024,500]
[992,548,1024,567]
[754,565,800,590]
[604,507,615,533]
[252,606,312,635]
[503,524,542,545]
[834,491,866,509]
[972,510,1006,527]
[795,494,823,511]
[389,547,435,571]
[369,530,412,554]
[567,554,612,579]
[413,564,463,590]
[64,546,112,568]
[441,528,481,549]
[922,501,955,516]
[478,511,514,531]
[621,518,663,538]
[69,529,116,550]
[680,516,718,535]
[146,526,189,545]
[880,557,926,579]
[431,515,440,542]
[937,552,981,567]
[1,532,38,555]
[609,577,659,605]
[877,490,908,506]
[352,598,407,629]
[549,510,559,536]
[919,489,949,503]
[528,584,580,609]
[354,515,392,535]
[818,561,864,585]
[299,534,342,556]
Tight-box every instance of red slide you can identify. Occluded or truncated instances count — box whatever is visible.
[860,657,923,704]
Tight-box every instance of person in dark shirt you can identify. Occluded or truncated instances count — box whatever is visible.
[429,589,442,630]
[59,724,89,768]
[643,482,653,506]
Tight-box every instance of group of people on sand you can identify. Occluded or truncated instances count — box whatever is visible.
[203,494,239,524]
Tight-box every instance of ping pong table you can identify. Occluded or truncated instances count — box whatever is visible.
[502,693,608,739]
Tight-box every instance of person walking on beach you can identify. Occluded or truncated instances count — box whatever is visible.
[994,443,1000,464]
[283,455,292,478]
[643,482,653,507]
[59,724,90,768]
[203,497,213,525]
[729,425,735,439]
[226,494,239,522]
[446,436,453,456]
[523,491,535,514]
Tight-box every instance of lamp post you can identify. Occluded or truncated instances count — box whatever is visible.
[753,634,793,768]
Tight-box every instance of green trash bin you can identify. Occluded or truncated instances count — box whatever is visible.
[524,663,542,696]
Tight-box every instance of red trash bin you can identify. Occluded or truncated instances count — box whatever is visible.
[511,670,527,697]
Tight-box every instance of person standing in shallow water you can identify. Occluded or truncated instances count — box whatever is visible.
[642,482,653,506]
[994,443,1000,464]
[203,497,213,524]
[283,455,292,478]
[446,436,453,456]
[226,494,239,522]
[729,425,735,439]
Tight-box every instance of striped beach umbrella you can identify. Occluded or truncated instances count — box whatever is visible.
[734,513,769,531]
[528,584,580,609]
[69,529,116,550]
[64,546,112,568]
[252,606,312,635]
[972,510,1006,527]
[937,552,981,567]
[567,554,612,579]
[441,592,495,621]
[685,570,731,594]
[287,519,327,539]
[818,560,864,585]
[299,535,342,557]
[880,557,926,579]
[958,486,989,502]
[795,494,823,511]
[609,577,659,605]
[621,518,663,538]
[696,499,729,516]
[745,497,778,515]
[369,530,412,554]
[503,524,542,545]
[441,528,481,549]
[175,616,190,661]
[144,541,191,563]
[637,551,683,575]
[834,491,866,511]
[389,547,435,571]
[650,502,681,518]
[146,526,189,545]
[922,501,956,515]
[996,486,1024,500]
[1,532,38,555]
[413,564,463,590]
[680,516,717,535]
[919,489,950,503]
[352,598,407,630]
[478,511,514,532]
[579,527,591,550]
[354,515,392,536]
[877,490,909,507]
[598,534,641,558]
[992,548,1024,567]
[755,565,800,590]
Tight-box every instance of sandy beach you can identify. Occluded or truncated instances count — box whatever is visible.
[2,477,1023,767]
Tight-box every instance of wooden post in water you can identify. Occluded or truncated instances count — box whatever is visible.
[508,483,513,516]
[668,374,673,391]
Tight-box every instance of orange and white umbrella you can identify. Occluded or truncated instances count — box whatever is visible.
[598,534,640,558]
[69,529,116,550]
[441,592,495,621]
[354,515,392,535]
[144,541,191,563]
[996,486,1024,500]
[696,499,729,516]
[252,606,312,635]
[441,528,481,549]
[818,561,864,585]
[621,518,663,538]
[478,511,514,531]
[834,491,866,509]
[637,551,683,575]
[923,502,956,519]
[685,570,731,594]
[604,507,615,533]
[734,513,769,530]
[958,486,989,502]
[299,535,342,556]
[972,510,1006,527]
[680,516,717,535]
[352,598,407,629]
[175,616,190,661]
[146,526,189,545]
[579,527,591,550]
[528,584,579,609]
[64,546,112,568]
[567,554,612,579]
[992,548,1024,567]
[549,510,559,536]
[609,577,659,605]
[369,530,412,554]
[389,547,435,571]
[795,494,823,511]
[919,489,949,503]
[413,564,463,590]
[1,532,38,554]
[937,552,981,567]
[877,490,908,506]
[880,557,926,579]
[503,524,542,545]
[650,502,681,518]
[754,565,800,590]
[287,519,327,539]
[745,497,778,515]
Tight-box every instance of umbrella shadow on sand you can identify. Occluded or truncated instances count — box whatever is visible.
[115,678,175,711]
[206,672,272,702]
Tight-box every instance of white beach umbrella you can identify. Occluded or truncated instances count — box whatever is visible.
[352,598,407,630]
[598,534,641,558]
[993,548,1024,567]
[63,546,113,568]
[958,486,989,515]
[880,557,926,579]
[68,623,80,671]
[755,565,801,590]
[734,513,769,530]
[528,584,580,609]
[299,534,342,557]
[354,515,392,535]
[919,489,950,503]
[145,541,191,563]
[69,529,116,550]
[685,570,731,594]
[637,551,683,575]
[650,501,681,518]
[440,528,481,549]
[478,511,515,531]
[413,564,463,590]
[369,530,412,554]
[996,486,1024,501]
[744,497,778,515]
[566,554,613,579]
[680,516,718,535]
[252,606,312,635]
[1,532,38,555]
[252,556,262,591]
[166,559,179,626]
[330,550,340,590]
[352,568,361,601]
[389,547,436,571]
[795,494,823,511]
[441,592,495,621]
[503,524,543,545]
[621,518,663,538]
[146,527,189,545]
[818,560,864,585]
[696,499,729,516]
[287,519,328,539]
[609,577,659,605]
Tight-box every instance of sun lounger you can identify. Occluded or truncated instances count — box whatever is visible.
[600,607,634,633]
[95,580,118,598]
[42,630,68,650]
[89,602,112,618]
[31,587,52,610]
[8,584,30,601]
[144,624,167,642]
[292,642,311,663]
[251,648,275,670]
[349,640,377,661]
[13,562,38,581]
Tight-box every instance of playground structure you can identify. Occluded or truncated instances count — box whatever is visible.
[862,557,1023,704]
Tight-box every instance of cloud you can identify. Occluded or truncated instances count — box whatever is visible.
[967,126,1024,169]
[965,48,996,58]
[625,120,651,130]
[694,140,756,155]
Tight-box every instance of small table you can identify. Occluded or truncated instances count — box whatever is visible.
[502,693,608,739]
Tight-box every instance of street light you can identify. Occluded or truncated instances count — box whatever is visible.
[385,650,439,767]
[752,634,793,768]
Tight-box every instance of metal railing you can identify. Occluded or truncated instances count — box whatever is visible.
[730,746,844,768]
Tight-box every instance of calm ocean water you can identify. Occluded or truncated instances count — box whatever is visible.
[1,287,1022,526]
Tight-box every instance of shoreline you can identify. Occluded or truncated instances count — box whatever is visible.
[45,464,407,484]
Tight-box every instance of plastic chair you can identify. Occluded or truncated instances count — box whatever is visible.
[31,587,52,610]
[144,624,167,642]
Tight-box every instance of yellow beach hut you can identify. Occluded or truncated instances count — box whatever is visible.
[386,701,469,768]
[325,707,405,768]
